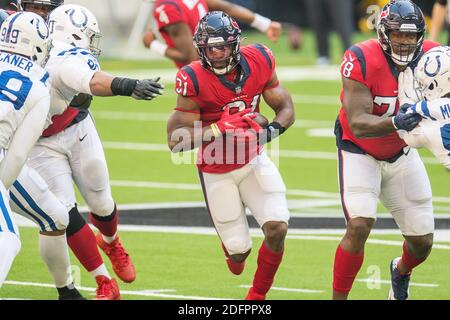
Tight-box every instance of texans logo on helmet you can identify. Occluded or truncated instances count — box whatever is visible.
[380,7,389,20]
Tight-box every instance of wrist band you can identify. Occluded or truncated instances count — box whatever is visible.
[250,13,272,32]
[111,77,138,96]
[391,116,398,130]
[210,123,221,137]
[150,40,168,56]
[263,121,286,143]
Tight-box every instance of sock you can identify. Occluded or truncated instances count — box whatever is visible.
[251,242,284,296]
[39,233,73,288]
[400,241,426,273]
[333,245,364,294]
[66,206,104,272]
[102,233,117,245]
[67,224,104,272]
[90,264,111,280]
[90,204,118,238]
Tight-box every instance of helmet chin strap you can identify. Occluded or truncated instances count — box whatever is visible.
[391,52,415,66]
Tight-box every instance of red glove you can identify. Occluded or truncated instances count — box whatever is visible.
[210,107,252,137]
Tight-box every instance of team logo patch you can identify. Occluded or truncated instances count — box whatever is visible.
[380,7,389,20]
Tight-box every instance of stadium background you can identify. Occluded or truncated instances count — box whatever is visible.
[2,0,450,300]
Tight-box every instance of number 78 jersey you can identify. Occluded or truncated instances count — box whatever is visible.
[338,39,438,161]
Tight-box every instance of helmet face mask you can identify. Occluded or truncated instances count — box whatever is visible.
[0,12,51,67]
[22,0,64,20]
[194,11,241,75]
[48,4,101,57]
[415,46,450,101]
[377,0,425,67]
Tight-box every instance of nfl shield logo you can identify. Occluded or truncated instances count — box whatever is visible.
[235,86,242,94]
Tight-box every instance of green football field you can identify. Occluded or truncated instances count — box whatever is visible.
[1,31,450,300]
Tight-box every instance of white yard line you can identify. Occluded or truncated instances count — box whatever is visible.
[107,179,450,203]
[112,66,341,84]
[101,141,440,165]
[2,280,235,300]
[355,279,438,288]
[92,110,335,128]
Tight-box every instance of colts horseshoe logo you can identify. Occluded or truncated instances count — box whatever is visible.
[67,8,88,28]
[424,55,441,77]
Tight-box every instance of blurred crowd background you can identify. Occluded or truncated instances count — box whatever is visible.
[56,0,446,63]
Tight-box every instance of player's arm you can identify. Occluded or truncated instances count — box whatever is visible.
[167,96,214,152]
[206,0,282,42]
[343,77,420,138]
[261,70,295,139]
[0,96,49,189]
[57,60,164,100]
[430,1,447,42]
[89,71,164,100]
[143,23,199,65]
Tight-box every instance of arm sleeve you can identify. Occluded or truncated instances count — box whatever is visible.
[251,44,277,89]
[412,100,450,122]
[56,56,97,95]
[0,95,50,189]
[154,2,186,31]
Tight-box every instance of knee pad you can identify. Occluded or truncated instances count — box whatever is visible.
[81,157,109,192]
[223,236,252,256]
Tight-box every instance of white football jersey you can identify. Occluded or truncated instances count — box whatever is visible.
[401,98,450,169]
[0,52,50,149]
[45,41,100,118]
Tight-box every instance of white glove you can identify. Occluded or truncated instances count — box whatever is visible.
[398,67,422,105]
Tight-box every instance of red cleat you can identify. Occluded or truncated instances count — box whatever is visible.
[94,276,120,300]
[245,287,266,300]
[221,243,245,275]
[96,233,136,283]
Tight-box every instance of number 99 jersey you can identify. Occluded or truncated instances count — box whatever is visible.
[337,39,438,161]
[0,52,50,149]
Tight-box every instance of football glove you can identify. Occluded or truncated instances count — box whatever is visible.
[210,107,252,137]
[131,77,164,100]
[392,108,422,131]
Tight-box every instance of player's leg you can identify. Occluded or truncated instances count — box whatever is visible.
[380,148,434,300]
[0,183,21,288]
[333,150,380,300]
[239,153,289,300]
[9,164,84,300]
[69,116,134,284]
[28,138,119,300]
[198,169,252,276]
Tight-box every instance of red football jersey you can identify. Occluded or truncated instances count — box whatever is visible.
[153,0,209,69]
[338,39,439,160]
[175,44,276,174]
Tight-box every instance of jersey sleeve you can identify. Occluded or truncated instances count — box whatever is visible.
[175,66,199,98]
[340,47,370,87]
[251,44,277,89]
[55,55,98,95]
[412,99,450,122]
[153,2,185,31]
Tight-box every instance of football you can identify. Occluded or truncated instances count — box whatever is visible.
[246,112,269,127]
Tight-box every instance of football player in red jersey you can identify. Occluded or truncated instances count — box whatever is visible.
[167,11,295,300]
[332,0,439,300]
[143,0,282,69]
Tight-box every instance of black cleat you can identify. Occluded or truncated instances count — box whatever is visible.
[388,257,410,300]
[57,284,86,300]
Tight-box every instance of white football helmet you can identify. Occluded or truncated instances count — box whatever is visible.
[414,46,450,101]
[0,11,51,67]
[48,4,101,56]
